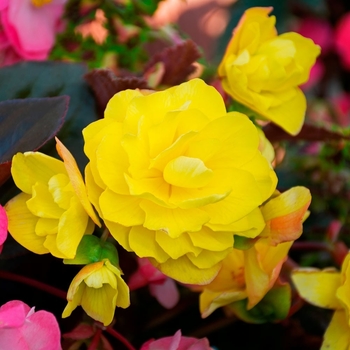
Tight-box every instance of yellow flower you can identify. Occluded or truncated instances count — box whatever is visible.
[218,7,321,135]
[200,187,311,317]
[5,139,100,259]
[62,259,130,326]
[83,78,277,284]
[292,252,350,349]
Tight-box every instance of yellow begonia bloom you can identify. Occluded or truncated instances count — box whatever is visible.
[292,252,350,349]
[83,78,277,285]
[5,140,100,259]
[200,187,311,317]
[218,7,321,135]
[62,259,130,326]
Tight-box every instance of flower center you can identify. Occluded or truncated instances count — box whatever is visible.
[31,0,52,7]
[163,156,213,188]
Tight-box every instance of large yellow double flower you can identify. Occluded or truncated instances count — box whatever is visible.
[83,78,277,284]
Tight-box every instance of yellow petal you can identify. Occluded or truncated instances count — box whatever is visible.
[99,190,145,227]
[200,289,247,318]
[141,201,210,238]
[155,231,202,259]
[321,310,350,350]
[11,152,66,194]
[56,138,101,227]
[56,197,90,259]
[187,247,232,269]
[337,252,350,314]
[104,89,144,121]
[291,269,343,309]
[150,255,221,285]
[26,182,64,219]
[189,226,233,251]
[163,156,213,188]
[6,193,48,254]
[81,284,117,326]
[62,283,85,318]
[129,226,169,263]
[105,220,132,251]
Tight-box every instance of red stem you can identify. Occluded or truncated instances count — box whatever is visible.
[0,270,67,300]
[88,327,103,350]
[291,241,330,251]
[104,325,136,350]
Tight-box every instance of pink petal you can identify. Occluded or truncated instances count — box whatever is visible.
[0,301,28,328]
[335,12,350,70]
[2,0,65,60]
[0,205,8,252]
[149,278,179,309]
[21,309,61,350]
[128,270,148,290]
[63,323,94,340]
[0,0,8,11]
[138,258,167,283]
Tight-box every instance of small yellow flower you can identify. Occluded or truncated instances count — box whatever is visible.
[5,139,100,259]
[200,187,311,317]
[218,7,321,135]
[83,78,277,284]
[292,252,350,349]
[62,259,130,326]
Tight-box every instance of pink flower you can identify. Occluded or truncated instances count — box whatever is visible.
[0,300,61,350]
[0,205,7,253]
[292,17,333,90]
[140,329,212,350]
[0,0,66,66]
[335,13,350,70]
[128,258,179,309]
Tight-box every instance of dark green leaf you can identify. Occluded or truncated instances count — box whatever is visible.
[0,61,98,170]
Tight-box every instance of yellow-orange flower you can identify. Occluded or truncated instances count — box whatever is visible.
[62,259,130,326]
[218,7,321,135]
[292,252,350,349]
[83,78,277,284]
[200,187,311,317]
[5,139,100,259]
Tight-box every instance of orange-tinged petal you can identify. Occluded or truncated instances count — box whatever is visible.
[259,186,311,245]
[321,310,350,350]
[6,193,48,255]
[56,138,101,227]
[291,269,343,309]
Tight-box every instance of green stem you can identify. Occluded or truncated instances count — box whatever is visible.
[100,228,110,242]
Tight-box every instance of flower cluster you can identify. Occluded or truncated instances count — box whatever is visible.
[0,2,328,348]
